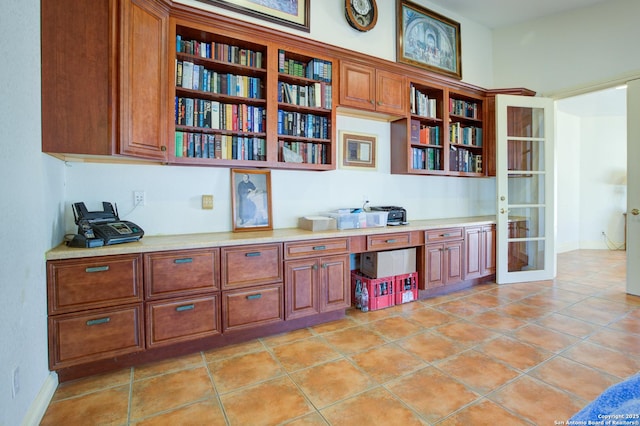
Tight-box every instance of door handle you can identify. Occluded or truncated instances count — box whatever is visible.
[632,208,640,216]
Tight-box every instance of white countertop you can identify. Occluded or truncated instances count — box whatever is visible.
[46,216,496,260]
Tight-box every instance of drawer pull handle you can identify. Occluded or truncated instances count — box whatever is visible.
[86,317,110,326]
[440,233,451,237]
[176,304,195,312]
[313,245,326,251]
[245,252,261,257]
[246,293,262,300]
[174,258,193,264]
[86,266,109,273]
[386,239,397,243]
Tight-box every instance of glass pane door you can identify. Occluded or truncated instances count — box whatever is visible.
[496,95,555,283]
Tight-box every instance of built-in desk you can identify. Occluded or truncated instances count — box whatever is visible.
[46,216,495,381]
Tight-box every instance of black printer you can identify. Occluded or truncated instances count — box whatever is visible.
[369,206,407,225]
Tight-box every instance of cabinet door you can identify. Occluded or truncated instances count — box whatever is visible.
[119,0,169,160]
[285,258,320,320]
[445,241,464,285]
[222,284,284,332]
[319,255,350,312]
[464,227,483,280]
[146,294,221,348]
[144,249,219,299]
[425,244,445,289]
[41,0,116,155]
[375,69,406,115]
[482,225,496,276]
[48,254,143,315]
[49,304,144,370]
[339,61,376,111]
[221,244,283,289]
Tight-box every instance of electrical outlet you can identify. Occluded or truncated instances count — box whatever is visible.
[202,194,214,210]
[11,367,19,398]
[134,191,146,206]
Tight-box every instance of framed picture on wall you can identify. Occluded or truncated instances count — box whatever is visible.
[397,0,462,79]
[231,169,273,232]
[196,0,310,32]
[339,131,377,170]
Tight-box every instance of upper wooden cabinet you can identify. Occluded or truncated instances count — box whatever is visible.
[42,0,170,161]
[339,61,407,116]
[41,0,533,174]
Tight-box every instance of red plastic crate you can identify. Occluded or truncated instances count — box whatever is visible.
[394,272,418,305]
[351,270,395,311]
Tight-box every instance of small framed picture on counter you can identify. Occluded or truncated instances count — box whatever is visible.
[231,169,273,232]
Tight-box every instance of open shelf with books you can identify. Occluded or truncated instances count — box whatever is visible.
[448,91,484,176]
[391,82,486,177]
[171,23,269,166]
[276,49,335,170]
[390,82,446,175]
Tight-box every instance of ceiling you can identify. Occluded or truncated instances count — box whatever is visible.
[425,0,612,29]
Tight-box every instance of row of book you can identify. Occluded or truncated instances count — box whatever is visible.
[412,147,442,171]
[176,60,263,99]
[278,81,332,109]
[450,123,483,146]
[280,141,329,165]
[175,131,266,161]
[450,98,480,119]
[410,120,441,145]
[176,97,266,133]
[176,35,264,69]
[277,110,330,139]
[450,146,482,173]
[278,50,332,83]
[410,86,438,118]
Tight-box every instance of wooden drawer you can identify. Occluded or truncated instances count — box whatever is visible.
[221,244,282,289]
[284,237,349,259]
[425,227,464,243]
[48,304,144,370]
[144,249,219,299]
[47,254,143,315]
[366,232,413,250]
[146,294,221,348]
[222,284,284,332]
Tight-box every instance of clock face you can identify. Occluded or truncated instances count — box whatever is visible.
[352,0,371,16]
[346,0,377,32]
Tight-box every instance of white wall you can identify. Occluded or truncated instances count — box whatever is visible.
[0,0,66,424]
[65,115,496,236]
[579,115,627,248]
[493,0,640,95]
[555,110,581,252]
[555,106,627,252]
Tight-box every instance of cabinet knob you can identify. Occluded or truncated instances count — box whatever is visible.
[632,208,639,216]
[161,146,167,152]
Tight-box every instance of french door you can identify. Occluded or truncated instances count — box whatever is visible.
[627,79,640,296]
[495,95,556,284]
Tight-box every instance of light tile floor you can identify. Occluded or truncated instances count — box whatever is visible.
[41,250,640,425]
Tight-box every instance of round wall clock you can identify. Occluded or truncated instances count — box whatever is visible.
[345,0,378,32]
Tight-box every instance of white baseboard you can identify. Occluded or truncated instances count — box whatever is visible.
[22,372,58,426]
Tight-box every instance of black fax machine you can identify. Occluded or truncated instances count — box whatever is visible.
[67,202,144,248]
